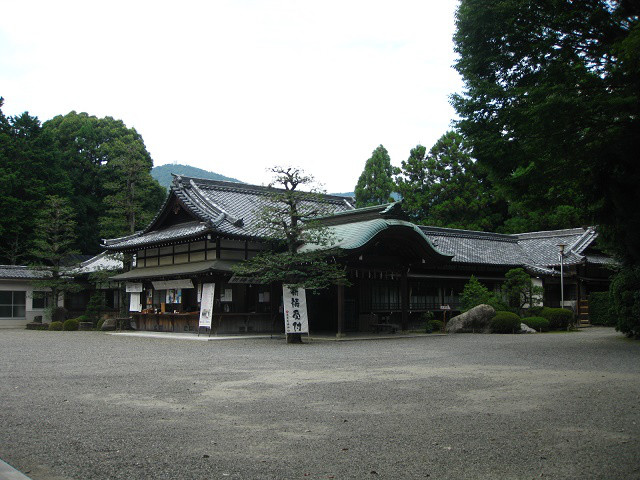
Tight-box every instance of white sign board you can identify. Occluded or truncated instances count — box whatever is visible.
[199,283,215,328]
[152,279,194,290]
[282,285,309,334]
[440,305,451,310]
[129,292,142,312]
[125,282,143,293]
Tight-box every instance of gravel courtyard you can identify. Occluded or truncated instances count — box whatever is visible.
[0,328,638,480]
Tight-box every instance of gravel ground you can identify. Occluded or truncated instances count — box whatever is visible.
[0,327,639,480]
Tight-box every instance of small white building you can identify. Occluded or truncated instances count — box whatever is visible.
[0,252,123,329]
[0,265,53,328]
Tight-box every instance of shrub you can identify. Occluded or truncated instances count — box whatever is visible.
[527,306,545,317]
[490,311,522,333]
[426,319,444,333]
[97,318,106,331]
[460,275,497,312]
[522,316,550,332]
[63,318,79,331]
[541,307,574,330]
[609,266,640,337]
[26,322,49,330]
[588,292,616,326]
[49,321,64,331]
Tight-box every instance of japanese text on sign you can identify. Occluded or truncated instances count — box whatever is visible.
[282,285,309,334]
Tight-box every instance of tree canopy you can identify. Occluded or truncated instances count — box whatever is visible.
[452,0,640,256]
[29,195,82,308]
[395,131,505,231]
[0,100,165,264]
[232,166,348,290]
[43,111,165,252]
[354,145,395,207]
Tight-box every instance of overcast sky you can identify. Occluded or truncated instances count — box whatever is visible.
[1,0,463,193]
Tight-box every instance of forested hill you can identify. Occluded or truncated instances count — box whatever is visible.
[152,164,242,189]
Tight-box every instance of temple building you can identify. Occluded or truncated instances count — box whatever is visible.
[102,175,613,335]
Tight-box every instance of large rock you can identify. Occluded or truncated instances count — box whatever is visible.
[520,323,537,333]
[446,304,496,333]
[101,318,117,331]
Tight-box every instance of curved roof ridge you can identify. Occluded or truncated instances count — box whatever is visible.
[516,227,588,240]
[179,174,353,206]
[187,179,242,227]
[419,225,518,242]
[567,227,597,254]
[103,231,143,246]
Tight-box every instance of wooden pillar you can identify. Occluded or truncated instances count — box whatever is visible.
[401,271,409,331]
[337,284,345,338]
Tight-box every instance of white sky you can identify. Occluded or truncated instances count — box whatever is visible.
[0,0,462,193]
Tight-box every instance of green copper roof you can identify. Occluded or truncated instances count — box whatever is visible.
[300,218,452,260]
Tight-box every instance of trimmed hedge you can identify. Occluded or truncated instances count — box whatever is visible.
[522,316,550,332]
[490,311,522,333]
[541,307,574,330]
[588,292,615,326]
[426,319,444,333]
[49,321,64,331]
[63,318,79,331]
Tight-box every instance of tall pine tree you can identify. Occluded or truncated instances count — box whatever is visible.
[354,145,394,207]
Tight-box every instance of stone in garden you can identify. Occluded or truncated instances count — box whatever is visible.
[446,304,496,333]
[101,318,117,331]
[520,323,536,333]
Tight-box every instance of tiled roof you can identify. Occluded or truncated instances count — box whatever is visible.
[420,227,524,265]
[102,176,608,275]
[111,260,237,281]
[0,265,48,279]
[515,228,589,267]
[104,221,210,249]
[72,252,123,274]
[300,218,452,261]
[104,176,355,249]
[419,225,601,271]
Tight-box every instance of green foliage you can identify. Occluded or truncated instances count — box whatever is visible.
[85,291,105,326]
[395,131,505,231]
[42,111,165,252]
[233,166,348,290]
[490,311,521,334]
[452,1,640,261]
[62,318,79,331]
[541,307,574,331]
[426,319,444,333]
[355,145,394,207]
[460,275,503,311]
[588,292,616,326]
[522,316,550,333]
[502,268,542,315]
[609,266,640,338]
[526,306,545,317]
[234,250,348,291]
[48,321,64,331]
[0,99,71,264]
[99,142,166,237]
[0,101,165,262]
[30,195,83,307]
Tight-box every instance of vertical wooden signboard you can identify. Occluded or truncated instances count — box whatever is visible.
[282,285,309,334]
[198,283,215,336]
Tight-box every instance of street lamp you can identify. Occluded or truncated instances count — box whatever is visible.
[557,243,566,308]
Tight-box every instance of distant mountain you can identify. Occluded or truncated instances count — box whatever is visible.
[152,164,242,189]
